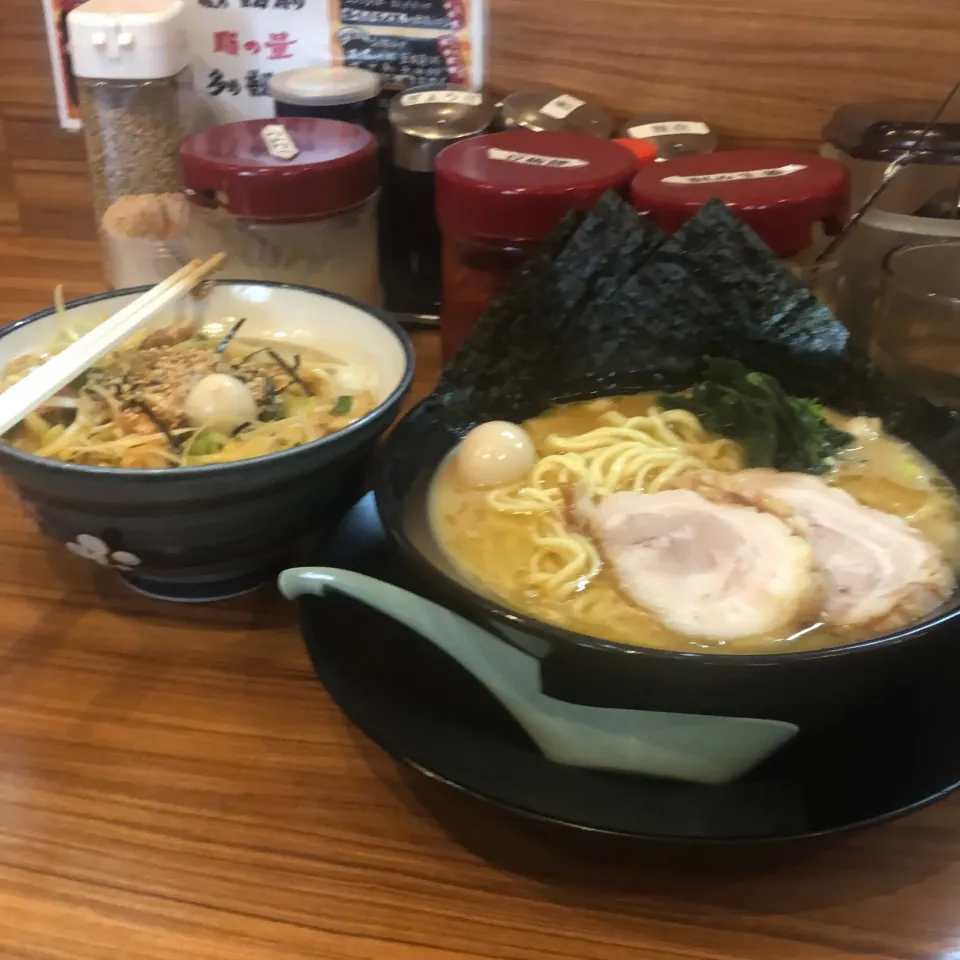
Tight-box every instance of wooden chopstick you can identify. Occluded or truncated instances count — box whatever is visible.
[0,254,227,439]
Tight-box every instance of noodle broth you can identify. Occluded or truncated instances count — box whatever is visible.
[2,327,377,469]
[429,394,960,655]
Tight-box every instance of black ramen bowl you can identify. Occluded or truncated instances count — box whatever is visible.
[348,380,960,781]
[0,281,414,602]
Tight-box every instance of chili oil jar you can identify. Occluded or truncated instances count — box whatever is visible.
[436,130,639,360]
[629,149,850,316]
[383,84,498,318]
[630,149,850,261]
[180,118,382,306]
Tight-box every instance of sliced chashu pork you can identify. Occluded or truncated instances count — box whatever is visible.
[574,489,820,641]
[683,470,955,631]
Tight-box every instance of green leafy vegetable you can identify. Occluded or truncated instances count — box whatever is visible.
[332,395,353,416]
[659,358,853,474]
[189,431,227,456]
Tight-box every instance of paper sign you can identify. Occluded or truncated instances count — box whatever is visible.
[46,0,486,130]
[400,89,482,106]
[628,120,711,139]
[539,94,585,120]
[661,164,807,185]
[184,0,331,123]
[41,0,85,131]
[261,122,299,158]
[487,147,588,168]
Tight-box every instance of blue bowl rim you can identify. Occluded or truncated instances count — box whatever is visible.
[375,399,960,667]
[0,280,416,482]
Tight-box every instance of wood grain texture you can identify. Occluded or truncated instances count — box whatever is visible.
[0,234,959,960]
[6,3,960,957]
[6,0,960,246]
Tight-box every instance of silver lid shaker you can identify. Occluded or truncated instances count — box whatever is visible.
[388,84,498,172]
[620,116,718,160]
[500,90,613,138]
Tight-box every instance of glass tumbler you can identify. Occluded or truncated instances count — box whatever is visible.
[872,242,960,407]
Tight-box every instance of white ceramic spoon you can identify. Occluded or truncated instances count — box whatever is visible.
[278,566,798,785]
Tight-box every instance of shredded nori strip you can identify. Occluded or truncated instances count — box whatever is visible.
[215,318,248,355]
[236,348,313,396]
[132,400,181,451]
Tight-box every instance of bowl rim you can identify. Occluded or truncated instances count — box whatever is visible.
[375,399,960,666]
[0,280,415,480]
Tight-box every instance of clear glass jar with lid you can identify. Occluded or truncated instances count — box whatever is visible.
[67,0,194,287]
[179,118,382,306]
[436,130,640,359]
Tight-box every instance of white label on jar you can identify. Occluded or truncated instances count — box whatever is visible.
[539,94,586,119]
[487,147,589,168]
[628,120,711,139]
[261,123,299,161]
[400,90,484,107]
[661,163,806,184]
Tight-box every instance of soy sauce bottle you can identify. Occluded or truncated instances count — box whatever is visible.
[382,84,497,319]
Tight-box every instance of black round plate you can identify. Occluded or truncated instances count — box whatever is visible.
[297,493,960,842]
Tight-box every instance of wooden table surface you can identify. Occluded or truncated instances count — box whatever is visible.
[2,235,960,960]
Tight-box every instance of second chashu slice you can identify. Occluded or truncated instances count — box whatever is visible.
[574,489,821,642]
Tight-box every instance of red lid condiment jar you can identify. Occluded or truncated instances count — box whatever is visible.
[435,130,639,359]
[629,149,850,260]
[179,118,383,304]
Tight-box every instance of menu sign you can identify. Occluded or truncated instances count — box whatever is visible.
[331,0,481,91]
[42,0,85,131]
[186,0,330,122]
[45,0,485,129]
[339,0,466,30]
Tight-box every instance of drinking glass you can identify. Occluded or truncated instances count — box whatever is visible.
[872,241,960,407]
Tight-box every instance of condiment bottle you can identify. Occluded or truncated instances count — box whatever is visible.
[612,138,659,167]
[500,90,613,139]
[269,66,382,132]
[180,118,382,306]
[436,131,639,359]
[67,0,193,286]
[383,84,498,318]
[821,99,960,215]
[629,149,850,264]
[620,116,718,160]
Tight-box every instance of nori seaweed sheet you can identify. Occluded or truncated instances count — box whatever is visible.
[432,194,664,428]
[423,194,960,481]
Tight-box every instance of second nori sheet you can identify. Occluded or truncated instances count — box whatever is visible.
[424,194,960,479]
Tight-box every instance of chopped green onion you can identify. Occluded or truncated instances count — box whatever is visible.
[189,432,227,456]
[332,395,353,416]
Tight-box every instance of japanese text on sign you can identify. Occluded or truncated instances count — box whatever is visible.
[661,164,806,185]
[628,121,711,139]
[487,147,589,169]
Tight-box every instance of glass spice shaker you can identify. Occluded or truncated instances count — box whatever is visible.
[67,0,192,229]
[382,84,498,319]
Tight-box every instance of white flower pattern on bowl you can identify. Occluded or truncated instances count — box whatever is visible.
[66,534,142,572]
